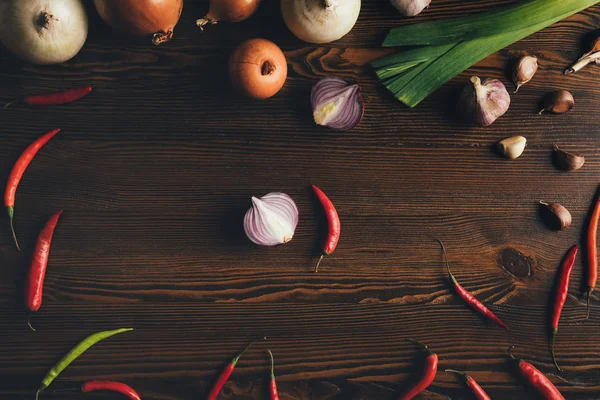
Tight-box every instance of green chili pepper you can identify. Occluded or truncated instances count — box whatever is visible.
[36,328,133,400]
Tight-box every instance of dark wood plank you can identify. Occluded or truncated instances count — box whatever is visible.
[2,0,600,399]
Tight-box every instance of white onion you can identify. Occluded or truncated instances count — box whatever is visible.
[0,0,88,65]
[244,192,299,246]
[281,0,361,44]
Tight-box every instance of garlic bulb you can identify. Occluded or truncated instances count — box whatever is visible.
[391,0,431,17]
[281,0,361,44]
[244,192,299,246]
[459,76,510,126]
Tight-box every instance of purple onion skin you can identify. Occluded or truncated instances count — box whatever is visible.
[459,76,510,126]
[243,192,299,247]
[311,77,364,131]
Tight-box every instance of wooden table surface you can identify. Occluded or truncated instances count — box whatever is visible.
[2,1,600,399]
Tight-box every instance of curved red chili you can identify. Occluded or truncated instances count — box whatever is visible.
[551,244,578,371]
[445,369,491,400]
[586,190,600,320]
[207,342,254,400]
[268,350,280,400]
[5,87,92,108]
[25,210,62,331]
[439,240,509,330]
[508,346,565,400]
[397,339,438,400]
[83,380,141,400]
[4,128,60,251]
[312,185,340,273]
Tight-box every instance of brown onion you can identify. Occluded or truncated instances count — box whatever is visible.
[229,39,287,99]
[93,0,183,45]
[197,0,261,30]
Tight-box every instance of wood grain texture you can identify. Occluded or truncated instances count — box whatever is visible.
[1,0,600,399]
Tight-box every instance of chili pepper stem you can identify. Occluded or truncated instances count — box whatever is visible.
[268,350,275,380]
[4,99,19,109]
[232,341,255,366]
[27,311,36,332]
[437,240,457,282]
[314,255,324,273]
[445,369,469,381]
[550,330,561,371]
[7,206,20,251]
[586,287,593,320]
[406,338,432,354]
[36,385,46,400]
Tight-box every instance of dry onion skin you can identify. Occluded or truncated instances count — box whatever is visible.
[229,39,288,99]
[197,0,261,30]
[0,0,88,65]
[93,0,183,45]
[281,0,361,44]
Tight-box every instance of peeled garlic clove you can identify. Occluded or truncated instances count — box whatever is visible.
[311,77,364,131]
[539,201,572,230]
[539,90,574,114]
[553,144,585,171]
[459,76,510,126]
[497,136,526,160]
[244,192,299,246]
[391,0,431,17]
[513,55,538,92]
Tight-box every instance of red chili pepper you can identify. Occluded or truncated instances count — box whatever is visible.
[207,342,254,400]
[4,128,60,251]
[438,240,509,330]
[55,380,141,400]
[508,346,565,400]
[397,339,438,400]
[25,210,62,331]
[445,369,491,400]
[550,244,578,371]
[268,350,280,400]
[4,87,92,108]
[586,190,600,320]
[312,185,340,273]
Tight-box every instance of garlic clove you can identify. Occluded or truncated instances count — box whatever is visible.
[553,144,585,171]
[244,192,299,246]
[391,0,431,17]
[459,76,510,126]
[513,55,538,93]
[539,201,572,230]
[539,90,574,114]
[496,136,526,160]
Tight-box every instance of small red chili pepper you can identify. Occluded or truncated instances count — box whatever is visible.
[25,210,62,331]
[4,87,92,108]
[508,346,565,400]
[54,380,141,400]
[586,189,600,320]
[397,339,438,400]
[312,185,340,273]
[4,128,60,251]
[268,350,280,400]
[550,244,578,371]
[445,369,491,400]
[207,342,254,400]
[438,240,509,330]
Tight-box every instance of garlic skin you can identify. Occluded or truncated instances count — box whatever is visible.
[391,0,431,17]
[539,90,574,114]
[281,0,361,44]
[244,192,299,247]
[540,201,571,230]
[497,136,526,160]
[459,76,510,126]
[513,55,538,92]
[553,145,584,171]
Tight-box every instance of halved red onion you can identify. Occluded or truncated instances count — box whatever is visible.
[244,192,299,246]
[311,77,364,131]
